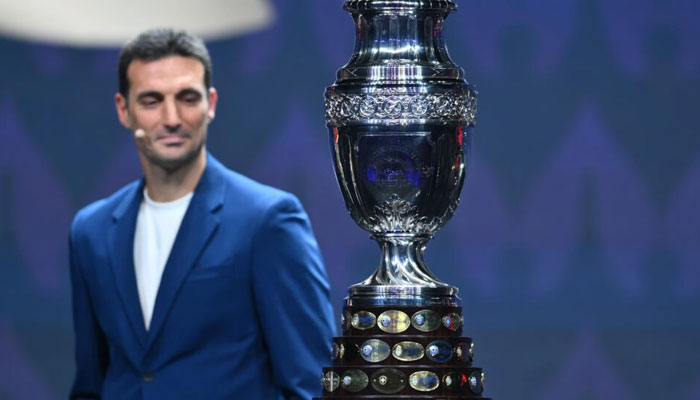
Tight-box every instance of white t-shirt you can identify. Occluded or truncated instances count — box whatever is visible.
[133,188,193,330]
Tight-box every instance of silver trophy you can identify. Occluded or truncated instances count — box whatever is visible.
[326,0,476,304]
[319,1,489,398]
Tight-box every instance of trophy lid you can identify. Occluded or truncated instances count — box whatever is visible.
[333,0,467,86]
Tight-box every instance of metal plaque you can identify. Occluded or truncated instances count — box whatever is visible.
[392,341,424,362]
[377,310,410,333]
[455,342,474,362]
[468,371,485,394]
[442,312,462,331]
[351,311,376,330]
[426,340,453,363]
[370,368,407,395]
[409,371,439,392]
[341,369,369,392]
[411,309,441,332]
[442,372,464,391]
[331,342,340,360]
[322,371,340,392]
[360,339,391,363]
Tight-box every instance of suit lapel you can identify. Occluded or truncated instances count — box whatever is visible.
[108,179,148,349]
[146,155,225,349]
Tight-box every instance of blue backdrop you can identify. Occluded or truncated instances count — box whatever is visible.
[1,0,699,398]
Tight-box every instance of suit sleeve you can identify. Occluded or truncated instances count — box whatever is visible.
[68,217,110,400]
[251,195,336,400]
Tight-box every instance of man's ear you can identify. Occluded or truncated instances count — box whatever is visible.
[207,87,218,120]
[115,92,132,129]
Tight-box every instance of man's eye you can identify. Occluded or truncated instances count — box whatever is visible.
[140,98,159,107]
[182,96,200,104]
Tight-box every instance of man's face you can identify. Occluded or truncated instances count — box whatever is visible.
[115,55,217,171]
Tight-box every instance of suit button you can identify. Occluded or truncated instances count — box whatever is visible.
[143,372,154,382]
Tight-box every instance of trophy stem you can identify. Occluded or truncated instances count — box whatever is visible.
[365,234,447,287]
[347,234,459,306]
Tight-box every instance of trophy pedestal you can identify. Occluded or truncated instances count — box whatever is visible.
[315,290,490,399]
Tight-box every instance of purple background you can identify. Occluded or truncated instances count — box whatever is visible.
[1,0,699,398]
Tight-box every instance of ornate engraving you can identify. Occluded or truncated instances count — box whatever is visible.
[365,194,442,234]
[325,88,477,127]
[373,194,416,232]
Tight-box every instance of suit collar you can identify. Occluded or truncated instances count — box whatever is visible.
[197,153,227,213]
[108,178,148,349]
[108,153,226,351]
[112,178,144,221]
[111,153,226,221]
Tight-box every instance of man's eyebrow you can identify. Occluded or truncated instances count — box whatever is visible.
[136,91,164,102]
[176,88,203,98]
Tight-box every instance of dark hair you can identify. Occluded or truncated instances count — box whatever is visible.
[118,28,212,99]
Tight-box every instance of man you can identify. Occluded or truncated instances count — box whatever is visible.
[68,28,335,399]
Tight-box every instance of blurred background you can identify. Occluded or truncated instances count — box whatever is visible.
[1,0,699,398]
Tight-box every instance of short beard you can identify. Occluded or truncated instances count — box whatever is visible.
[146,136,205,174]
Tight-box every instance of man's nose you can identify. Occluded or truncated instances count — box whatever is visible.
[162,99,182,133]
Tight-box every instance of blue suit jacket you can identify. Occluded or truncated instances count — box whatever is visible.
[69,154,335,399]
